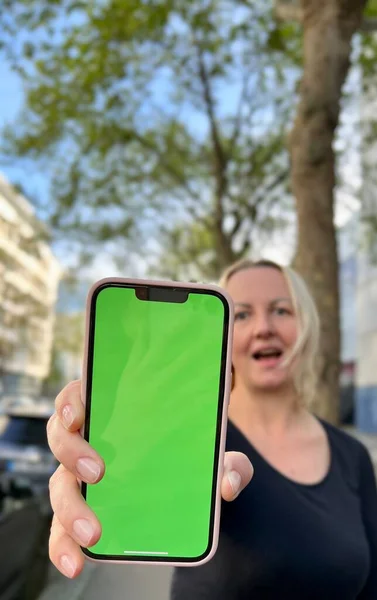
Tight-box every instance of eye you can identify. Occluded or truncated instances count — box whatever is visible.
[273,306,291,316]
[235,310,250,322]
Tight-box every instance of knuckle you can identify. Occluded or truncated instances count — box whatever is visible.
[49,471,57,493]
[49,465,64,494]
[49,476,71,520]
[55,380,81,412]
[54,437,67,462]
[49,476,56,496]
[48,527,61,560]
[46,413,57,438]
[49,515,58,540]
[58,494,71,521]
[46,417,66,459]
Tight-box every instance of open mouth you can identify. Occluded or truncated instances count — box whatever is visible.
[252,349,283,361]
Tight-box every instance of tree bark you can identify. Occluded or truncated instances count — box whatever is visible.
[290,0,367,423]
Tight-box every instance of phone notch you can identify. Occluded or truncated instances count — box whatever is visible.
[134,286,189,304]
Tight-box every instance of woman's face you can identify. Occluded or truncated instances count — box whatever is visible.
[226,267,298,393]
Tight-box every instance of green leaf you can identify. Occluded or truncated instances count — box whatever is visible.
[23,41,35,58]
[365,0,377,18]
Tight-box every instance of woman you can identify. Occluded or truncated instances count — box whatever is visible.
[47,259,377,598]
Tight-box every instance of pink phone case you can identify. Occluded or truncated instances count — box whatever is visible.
[80,277,234,567]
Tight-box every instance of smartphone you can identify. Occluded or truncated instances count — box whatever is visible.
[81,278,233,566]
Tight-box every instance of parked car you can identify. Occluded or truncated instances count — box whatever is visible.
[0,403,56,600]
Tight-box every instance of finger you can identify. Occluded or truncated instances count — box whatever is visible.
[55,380,85,432]
[49,514,85,579]
[49,465,102,550]
[221,451,254,502]
[47,417,104,484]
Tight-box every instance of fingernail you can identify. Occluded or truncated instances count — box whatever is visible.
[62,404,75,428]
[73,518,95,547]
[60,554,76,578]
[228,470,241,496]
[76,457,101,483]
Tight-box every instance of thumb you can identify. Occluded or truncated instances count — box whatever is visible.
[221,451,254,502]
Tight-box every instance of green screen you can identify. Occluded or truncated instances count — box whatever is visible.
[84,285,227,561]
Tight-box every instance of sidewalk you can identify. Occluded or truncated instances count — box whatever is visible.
[39,563,97,600]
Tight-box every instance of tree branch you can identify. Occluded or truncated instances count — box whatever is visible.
[195,45,227,172]
[193,39,235,265]
[228,69,250,157]
[194,42,229,207]
[230,210,243,238]
[250,168,289,207]
[229,167,289,238]
[245,140,285,183]
[129,131,202,203]
[240,236,251,256]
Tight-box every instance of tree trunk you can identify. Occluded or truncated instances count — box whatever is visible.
[290,0,366,423]
[213,217,238,274]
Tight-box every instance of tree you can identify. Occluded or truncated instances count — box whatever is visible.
[276,0,372,422]
[0,0,301,278]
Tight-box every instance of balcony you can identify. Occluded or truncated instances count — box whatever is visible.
[0,325,18,345]
[0,299,27,317]
[4,271,47,307]
[0,234,52,288]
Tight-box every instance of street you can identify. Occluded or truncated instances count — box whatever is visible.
[39,562,173,600]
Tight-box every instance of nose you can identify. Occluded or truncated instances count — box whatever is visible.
[252,310,274,339]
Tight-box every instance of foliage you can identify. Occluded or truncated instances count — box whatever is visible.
[0,0,302,277]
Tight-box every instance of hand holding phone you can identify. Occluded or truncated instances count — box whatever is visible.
[81,278,233,566]
[47,279,254,579]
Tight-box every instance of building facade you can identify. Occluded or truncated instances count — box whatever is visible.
[354,71,377,432]
[355,247,377,432]
[0,174,61,397]
[337,209,377,433]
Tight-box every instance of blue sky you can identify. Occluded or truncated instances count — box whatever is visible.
[0,61,50,212]
[0,62,22,127]
[0,61,23,176]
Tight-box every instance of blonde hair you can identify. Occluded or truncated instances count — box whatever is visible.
[219,258,320,406]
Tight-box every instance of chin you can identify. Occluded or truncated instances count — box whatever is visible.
[250,377,292,392]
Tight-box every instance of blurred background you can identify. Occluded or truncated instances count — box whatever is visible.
[0,0,377,598]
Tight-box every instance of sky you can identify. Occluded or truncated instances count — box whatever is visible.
[0,42,362,282]
[0,61,127,279]
[0,61,50,208]
[0,62,22,125]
